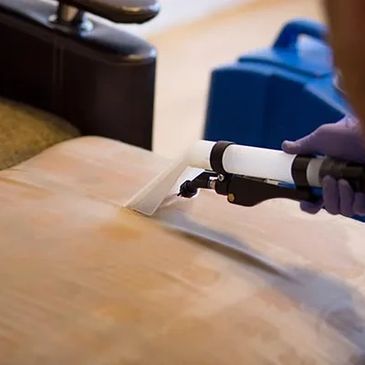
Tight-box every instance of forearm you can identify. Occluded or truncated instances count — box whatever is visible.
[323,1,365,131]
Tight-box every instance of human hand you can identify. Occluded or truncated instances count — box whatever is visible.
[282,116,365,217]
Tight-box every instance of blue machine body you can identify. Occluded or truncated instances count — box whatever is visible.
[204,19,351,150]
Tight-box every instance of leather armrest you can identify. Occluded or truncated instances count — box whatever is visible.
[61,0,160,23]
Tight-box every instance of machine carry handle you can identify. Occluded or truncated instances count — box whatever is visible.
[274,19,328,49]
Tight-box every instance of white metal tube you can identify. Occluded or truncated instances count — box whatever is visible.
[188,141,296,184]
[306,157,324,187]
[188,140,215,170]
[222,144,296,183]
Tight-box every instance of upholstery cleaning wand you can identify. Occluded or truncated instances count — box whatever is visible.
[125,141,365,216]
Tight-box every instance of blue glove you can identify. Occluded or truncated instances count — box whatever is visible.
[282,116,365,217]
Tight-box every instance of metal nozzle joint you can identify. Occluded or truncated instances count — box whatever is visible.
[178,181,198,198]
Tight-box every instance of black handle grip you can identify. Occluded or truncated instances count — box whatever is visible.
[223,176,318,207]
[320,158,365,193]
[60,0,160,23]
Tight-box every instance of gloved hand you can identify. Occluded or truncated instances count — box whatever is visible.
[282,116,365,217]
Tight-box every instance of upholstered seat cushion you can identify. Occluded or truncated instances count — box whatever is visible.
[0,136,364,364]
